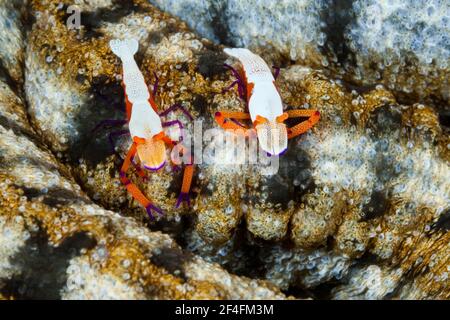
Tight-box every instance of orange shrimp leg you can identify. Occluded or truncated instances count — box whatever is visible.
[175,151,194,208]
[132,154,149,182]
[214,111,251,131]
[120,143,163,219]
[286,109,320,139]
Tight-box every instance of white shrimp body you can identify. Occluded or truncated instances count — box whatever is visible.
[224,48,284,123]
[109,39,163,140]
[224,48,287,156]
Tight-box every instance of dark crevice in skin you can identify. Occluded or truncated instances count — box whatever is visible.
[260,145,314,210]
[209,2,234,47]
[150,246,192,281]
[225,223,266,278]
[0,0,29,97]
[320,0,357,68]
[196,49,229,79]
[13,184,90,207]
[68,76,125,167]
[0,59,21,97]
[0,227,96,300]
[290,279,343,300]
[0,113,43,148]
[60,1,146,39]
[339,78,378,95]
[14,156,60,173]
[361,190,390,221]
[147,31,164,45]
[432,208,450,232]
[355,251,380,266]
[367,104,403,136]
[262,154,307,210]
[365,105,403,208]
[383,260,423,300]
[151,214,194,246]
[192,94,208,115]
[438,109,450,130]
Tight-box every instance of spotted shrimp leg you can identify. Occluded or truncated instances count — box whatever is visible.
[214,111,251,131]
[108,131,148,180]
[175,151,194,209]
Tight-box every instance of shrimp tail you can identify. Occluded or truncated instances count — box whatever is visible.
[109,38,139,59]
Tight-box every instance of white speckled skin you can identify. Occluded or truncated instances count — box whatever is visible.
[109,39,163,139]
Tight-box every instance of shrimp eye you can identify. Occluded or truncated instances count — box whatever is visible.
[136,138,167,171]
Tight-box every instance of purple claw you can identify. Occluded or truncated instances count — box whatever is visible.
[272,66,280,80]
[221,80,239,94]
[223,63,241,80]
[223,63,247,103]
[159,103,194,121]
[152,71,159,97]
[175,192,190,208]
[172,165,181,172]
[162,120,185,142]
[146,203,164,220]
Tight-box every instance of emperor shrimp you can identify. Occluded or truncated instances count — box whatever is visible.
[215,48,320,156]
[95,38,194,218]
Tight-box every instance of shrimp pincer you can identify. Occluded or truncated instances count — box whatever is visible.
[216,48,320,156]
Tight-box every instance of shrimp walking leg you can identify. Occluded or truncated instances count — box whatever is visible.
[120,143,163,219]
[286,109,320,139]
[159,103,193,121]
[214,110,251,131]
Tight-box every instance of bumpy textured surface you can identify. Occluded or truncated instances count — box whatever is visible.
[149,0,449,105]
[0,0,448,300]
[0,0,27,85]
[0,73,285,300]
